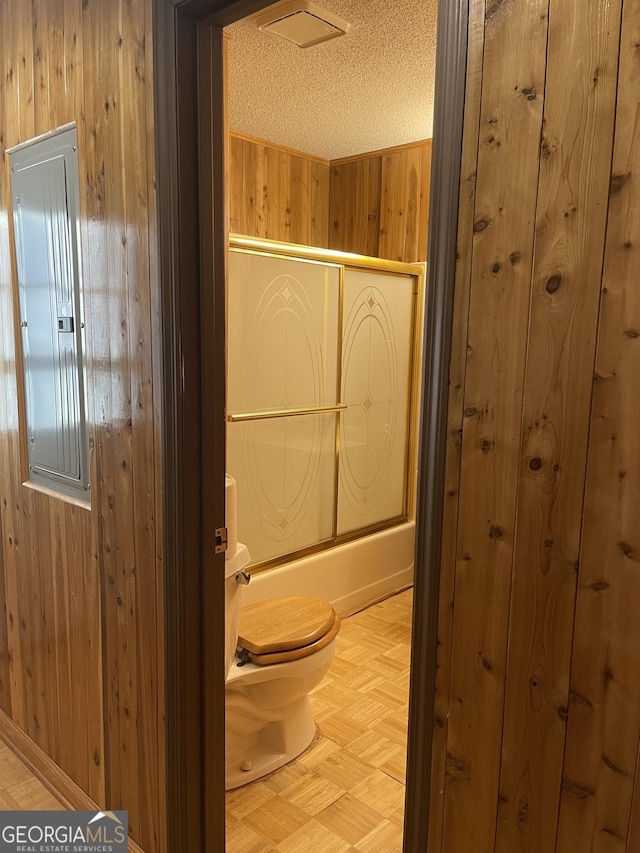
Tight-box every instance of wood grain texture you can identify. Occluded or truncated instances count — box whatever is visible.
[0,18,9,733]
[494,1,623,850]
[417,142,431,264]
[427,2,486,851]
[146,7,167,851]
[0,510,9,716]
[630,748,640,853]
[82,0,136,823]
[0,734,64,812]
[228,133,330,247]
[380,147,420,262]
[329,157,382,257]
[554,4,640,851]
[0,710,146,852]
[436,0,640,850]
[228,133,431,262]
[330,142,431,262]
[0,0,164,849]
[440,0,550,849]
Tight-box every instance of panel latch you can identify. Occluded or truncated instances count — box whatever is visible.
[214,526,228,554]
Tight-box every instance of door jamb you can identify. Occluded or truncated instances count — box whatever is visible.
[153,0,469,850]
[403,0,469,848]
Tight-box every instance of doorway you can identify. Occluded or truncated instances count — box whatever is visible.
[153,0,468,850]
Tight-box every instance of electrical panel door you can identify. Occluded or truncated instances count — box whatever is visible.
[10,127,89,501]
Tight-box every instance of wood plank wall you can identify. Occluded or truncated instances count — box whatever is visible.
[229,131,330,248]
[0,514,8,713]
[228,132,431,263]
[431,1,640,851]
[0,1,164,851]
[330,142,432,262]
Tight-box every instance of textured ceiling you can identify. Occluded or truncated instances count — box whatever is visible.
[226,0,438,161]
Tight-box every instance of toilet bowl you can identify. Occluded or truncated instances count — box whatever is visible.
[224,545,340,789]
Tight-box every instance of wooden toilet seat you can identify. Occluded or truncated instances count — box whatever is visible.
[236,596,341,666]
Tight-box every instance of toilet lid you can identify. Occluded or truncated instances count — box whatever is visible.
[238,596,337,655]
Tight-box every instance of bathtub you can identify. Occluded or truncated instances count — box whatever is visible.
[241,521,415,617]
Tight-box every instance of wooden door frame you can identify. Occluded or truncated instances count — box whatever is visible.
[153,0,469,850]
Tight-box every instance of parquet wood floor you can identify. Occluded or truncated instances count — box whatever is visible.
[226,587,413,853]
[0,739,63,811]
[0,586,413,853]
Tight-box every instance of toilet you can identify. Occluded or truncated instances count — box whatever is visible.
[224,543,341,790]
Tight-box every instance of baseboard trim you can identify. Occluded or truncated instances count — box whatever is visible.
[0,710,145,853]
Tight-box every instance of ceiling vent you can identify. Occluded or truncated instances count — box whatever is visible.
[255,1,350,48]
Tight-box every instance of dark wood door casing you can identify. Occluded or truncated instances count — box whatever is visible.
[154,1,466,851]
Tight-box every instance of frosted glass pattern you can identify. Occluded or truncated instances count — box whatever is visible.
[227,250,340,565]
[227,251,340,414]
[227,414,336,564]
[227,246,416,566]
[337,270,414,535]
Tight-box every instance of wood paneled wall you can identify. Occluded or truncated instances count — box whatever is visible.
[329,142,432,262]
[228,132,431,263]
[0,1,164,850]
[431,1,640,852]
[228,131,330,248]
[0,514,8,713]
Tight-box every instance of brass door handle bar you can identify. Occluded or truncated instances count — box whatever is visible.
[227,404,348,423]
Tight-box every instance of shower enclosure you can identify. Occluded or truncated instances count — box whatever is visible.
[227,235,424,570]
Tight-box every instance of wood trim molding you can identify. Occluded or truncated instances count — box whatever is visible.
[229,130,330,165]
[331,138,432,166]
[230,129,432,168]
[0,711,145,853]
[197,20,228,853]
[154,3,206,852]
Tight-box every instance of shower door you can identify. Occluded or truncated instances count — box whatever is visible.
[338,268,415,535]
[227,238,419,568]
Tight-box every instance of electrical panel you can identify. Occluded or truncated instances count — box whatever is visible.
[10,127,89,501]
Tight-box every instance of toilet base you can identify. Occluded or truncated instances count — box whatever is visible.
[225,695,317,789]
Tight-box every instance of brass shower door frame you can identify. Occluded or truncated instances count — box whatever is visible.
[226,234,425,573]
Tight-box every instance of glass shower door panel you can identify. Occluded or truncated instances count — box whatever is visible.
[227,249,341,564]
[337,269,414,536]
[227,250,340,415]
[227,413,336,564]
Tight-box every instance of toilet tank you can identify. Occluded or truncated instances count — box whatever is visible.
[224,543,251,677]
